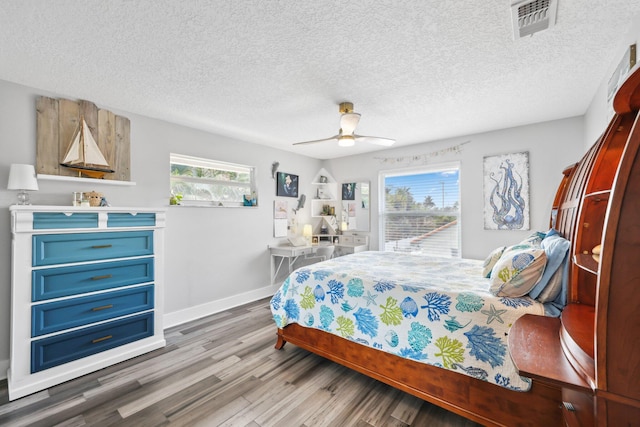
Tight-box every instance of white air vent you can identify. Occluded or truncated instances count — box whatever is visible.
[511,0,558,39]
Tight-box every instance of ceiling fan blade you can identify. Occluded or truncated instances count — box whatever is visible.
[340,112,360,135]
[292,135,339,146]
[354,135,396,146]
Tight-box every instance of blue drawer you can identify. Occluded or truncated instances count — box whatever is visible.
[32,258,154,301]
[33,212,99,229]
[107,213,156,227]
[32,231,153,267]
[31,312,154,373]
[32,285,154,337]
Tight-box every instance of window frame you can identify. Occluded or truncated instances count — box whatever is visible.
[169,153,257,207]
[378,161,461,256]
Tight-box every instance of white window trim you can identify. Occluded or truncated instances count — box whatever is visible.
[378,161,461,255]
[170,153,257,208]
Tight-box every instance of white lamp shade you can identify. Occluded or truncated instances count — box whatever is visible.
[8,164,39,191]
[302,224,313,238]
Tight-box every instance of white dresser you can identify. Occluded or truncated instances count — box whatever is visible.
[334,234,369,257]
[8,206,166,400]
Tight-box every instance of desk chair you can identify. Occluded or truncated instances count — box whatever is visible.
[310,246,334,262]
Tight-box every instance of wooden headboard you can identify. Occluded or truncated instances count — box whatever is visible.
[514,64,640,425]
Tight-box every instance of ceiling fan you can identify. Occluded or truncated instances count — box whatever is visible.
[293,102,395,147]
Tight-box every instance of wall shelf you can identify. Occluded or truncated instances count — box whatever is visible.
[310,168,338,218]
[38,174,136,187]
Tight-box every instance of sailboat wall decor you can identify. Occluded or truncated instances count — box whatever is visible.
[36,97,131,182]
[60,117,115,178]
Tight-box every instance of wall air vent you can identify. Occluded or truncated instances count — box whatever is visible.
[511,0,558,39]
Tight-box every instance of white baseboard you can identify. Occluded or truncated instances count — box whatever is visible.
[163,284,280,329]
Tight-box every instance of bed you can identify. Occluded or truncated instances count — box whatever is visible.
[271,232,570,426]
[270,64,640,426]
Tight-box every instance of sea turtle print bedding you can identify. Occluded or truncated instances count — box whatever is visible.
[270,251,546,391]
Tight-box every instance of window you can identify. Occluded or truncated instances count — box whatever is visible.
[170,153,256,207]
[380,163,460,257]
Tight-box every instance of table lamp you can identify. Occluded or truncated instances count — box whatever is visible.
[303,224,313,244]
[7,164,39,205]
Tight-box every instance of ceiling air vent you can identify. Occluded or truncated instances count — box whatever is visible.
[511,0,558,39]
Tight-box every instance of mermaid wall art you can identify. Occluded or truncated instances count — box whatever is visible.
[483,152,530,230]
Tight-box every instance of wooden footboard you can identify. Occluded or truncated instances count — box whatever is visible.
[276,324,562,427]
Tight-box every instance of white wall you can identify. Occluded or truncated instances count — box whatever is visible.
[325,117,585,260]
[0,79,322,372]
[584,16,640,148]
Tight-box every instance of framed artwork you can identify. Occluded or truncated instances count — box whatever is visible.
[342,183,356,200]
[276,172,298,197]
[274,200,288,219]
[483,151,530,230]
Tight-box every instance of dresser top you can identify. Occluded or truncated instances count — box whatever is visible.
[9,205,167,213]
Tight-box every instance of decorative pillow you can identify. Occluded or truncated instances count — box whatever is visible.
[536,266,564,302]
[482,246,506,278]
[519,231,546,247]
[489,244,547,297]
[528,231,571,302]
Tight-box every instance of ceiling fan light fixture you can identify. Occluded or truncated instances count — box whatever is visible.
[292,101,395,148]
[338,135,355,147]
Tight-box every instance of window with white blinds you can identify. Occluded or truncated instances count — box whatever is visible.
[170,153,256,207]
[380,163,460,257]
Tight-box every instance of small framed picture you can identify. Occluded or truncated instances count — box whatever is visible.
[312,236,319,245]
[333,236,339,244]
[342,183,356,200]
[277,172,299,197]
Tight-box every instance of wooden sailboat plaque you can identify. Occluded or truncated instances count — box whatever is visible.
[36,96,131,182]
[60,117,115,178]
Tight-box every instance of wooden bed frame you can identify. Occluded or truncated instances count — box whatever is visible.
[274,65,640,427]
[275,324,561,426]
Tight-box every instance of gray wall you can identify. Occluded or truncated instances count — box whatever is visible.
[0,79,322,374]
[324,117,585,260]
[584,18,640,149]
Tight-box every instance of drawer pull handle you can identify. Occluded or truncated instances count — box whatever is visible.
[92,335,113,344]
[91,274,113,281]
[91,304,113,312]
[91,244,113,249]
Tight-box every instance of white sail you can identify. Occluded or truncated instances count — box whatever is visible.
[80,120,109,166]
[62,118,110,167]
[61,125,83,164]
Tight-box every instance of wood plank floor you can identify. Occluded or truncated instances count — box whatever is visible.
[0,298,481,427]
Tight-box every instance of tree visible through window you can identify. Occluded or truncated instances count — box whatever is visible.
[170,153,256,206]
[381,163,460,256]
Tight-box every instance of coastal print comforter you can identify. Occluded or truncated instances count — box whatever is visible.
[270,251,546,391]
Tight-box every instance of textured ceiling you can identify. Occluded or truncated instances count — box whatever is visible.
[1,1,639,159]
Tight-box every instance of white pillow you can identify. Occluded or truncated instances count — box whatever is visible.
[490,245,547,297]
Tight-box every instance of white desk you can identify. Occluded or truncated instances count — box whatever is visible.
[334,243,369,257]
[269,244,332,284]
